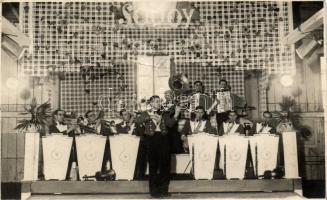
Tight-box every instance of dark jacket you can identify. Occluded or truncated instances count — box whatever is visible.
[135,110,177,136]
[115,121,141,136]
[218,120,245,136]
[180,119,218,136]
[48,123,75,137]
[80,120,113,136]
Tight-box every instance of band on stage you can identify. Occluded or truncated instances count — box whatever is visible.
[45,78,285,198]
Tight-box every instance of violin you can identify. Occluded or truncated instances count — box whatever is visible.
[83,169,116,181]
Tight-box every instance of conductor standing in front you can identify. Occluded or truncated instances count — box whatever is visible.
[135,95,182,198]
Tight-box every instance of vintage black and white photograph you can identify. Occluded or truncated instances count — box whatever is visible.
[1,0,326,199]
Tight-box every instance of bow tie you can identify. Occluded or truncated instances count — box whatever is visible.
[88,122,96,126]
[57,122,65,126]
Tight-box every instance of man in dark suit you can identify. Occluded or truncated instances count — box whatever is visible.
[135,95,181,198]
[180,106,217,135]
[82,110,112,136]
[82,110,113,172]
[48,109,80,180]
[218,110,244,135]
[48,109,78,136]
[251,111,276,135]
[115,109,147,179]
[180,106,217,152]
[115,109,139,135]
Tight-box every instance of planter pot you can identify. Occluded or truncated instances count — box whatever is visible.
[23,130,40,181]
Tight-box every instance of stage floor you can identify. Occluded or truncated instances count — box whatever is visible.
[28,192,304,199]
[22,179,303,200]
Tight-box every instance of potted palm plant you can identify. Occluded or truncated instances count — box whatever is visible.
[273,96,301,133]
[15,97,51,180]
[273,96,303,178]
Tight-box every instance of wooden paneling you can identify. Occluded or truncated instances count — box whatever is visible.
[1,133,9,158]
[17,133,25,158]
[16,158,25,181]
[266,61,323,113]
[7,133,17,158]
[2,159,17,182]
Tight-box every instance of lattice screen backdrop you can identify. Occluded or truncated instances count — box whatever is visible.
[20,1,295,117]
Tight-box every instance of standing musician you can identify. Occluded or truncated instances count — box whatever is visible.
[163,90,175,110]
[218,110,244,135]
[193,80,205,95]
[162,90,185,154]
[215,79,232,123]
[190,81,212,111]
[206,79,233,133]
[135,95,182,198]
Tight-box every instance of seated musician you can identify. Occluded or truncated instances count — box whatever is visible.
[180,106,216,137]
[48,109,79,135]
[238,112,254,136]
[251,111,276,135]
[48,110,80,180]
[81,110,112,136]
[115,109,139,135]
[218,110,244,135]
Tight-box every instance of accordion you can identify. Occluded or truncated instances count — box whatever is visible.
[216,90,232,113]
[189,93,214,112]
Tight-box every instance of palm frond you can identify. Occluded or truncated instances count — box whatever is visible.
[16,98,52,132]
[279,96,296,112]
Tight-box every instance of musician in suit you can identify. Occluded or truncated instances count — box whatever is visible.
[48,109,79,135]
[215,79,232,124]
[218,110,244,135]
[162,90,185,154]
[180,106,217,136]
[180,106,217,152]
[115,109,139,135]
[82,110,112,136]
[193,80,205,94]
[48,109,81,180]
[135,95,181,198]
[251,111,276,135]
[82,110,113,173]
[115,109,146,179]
